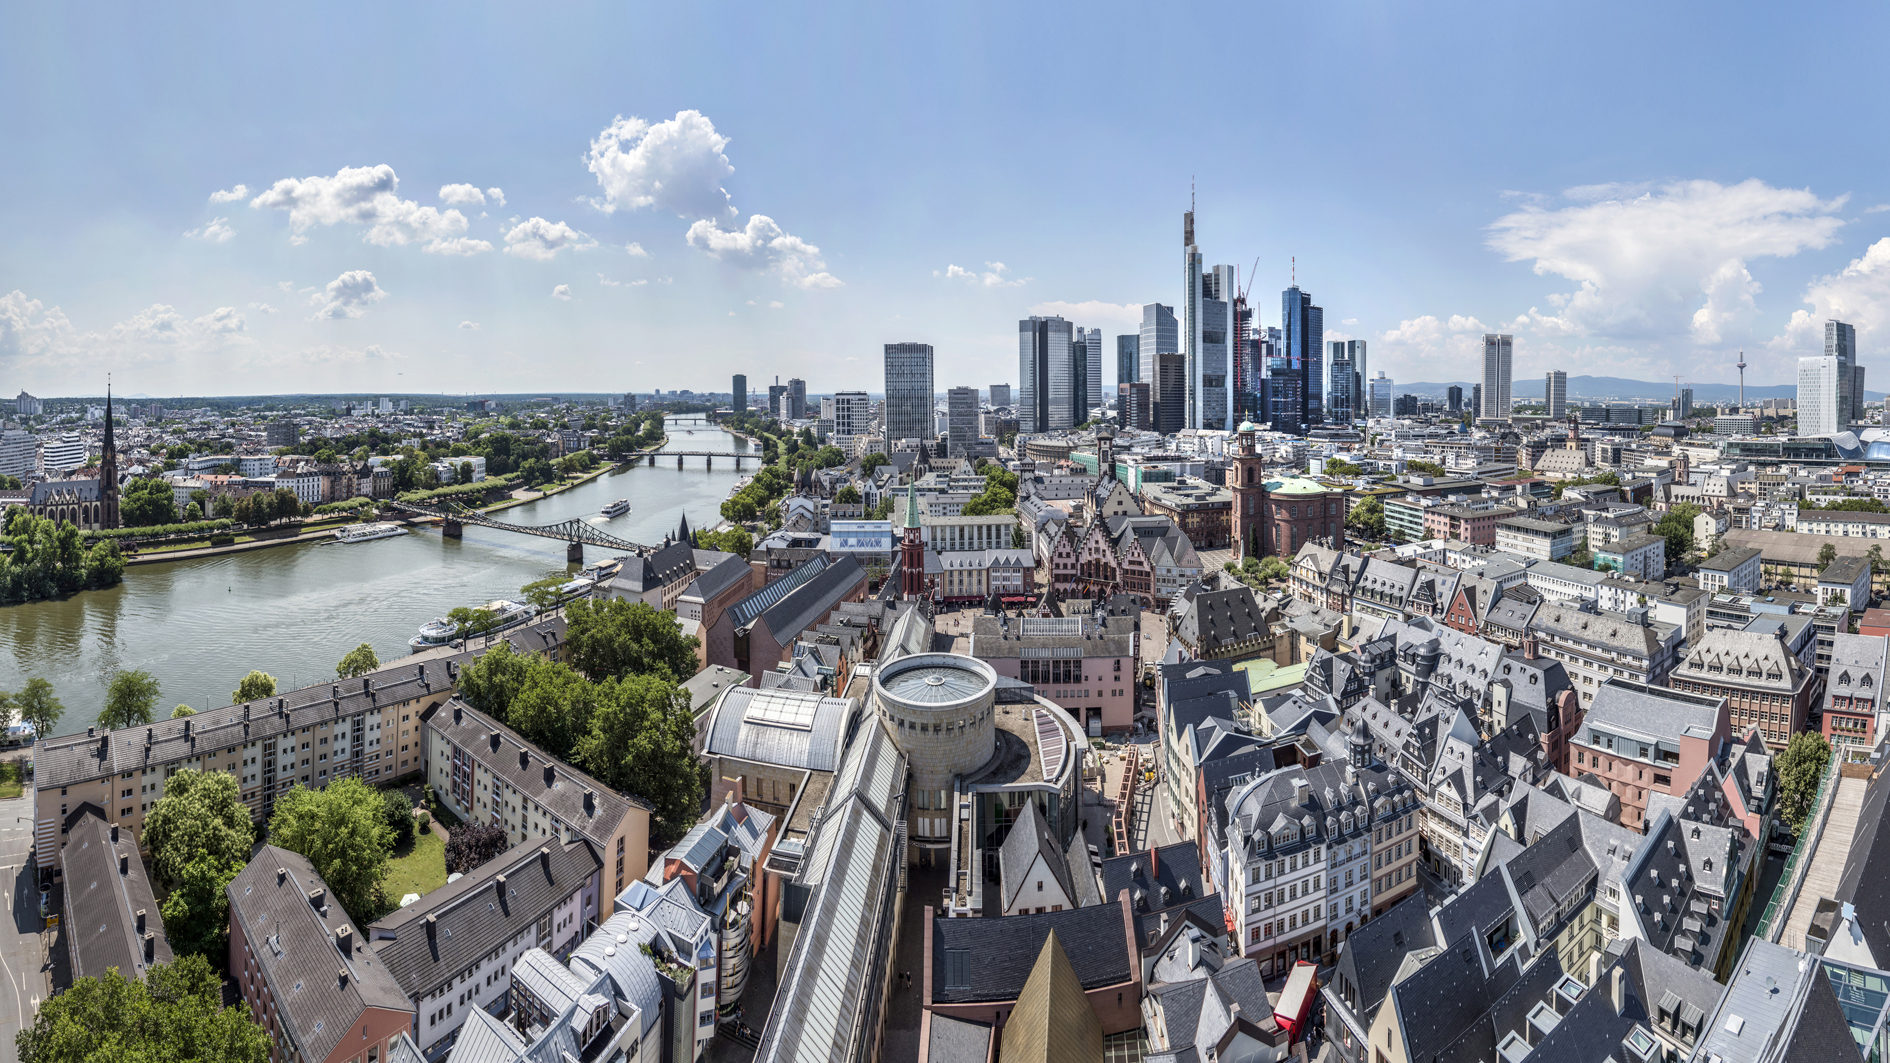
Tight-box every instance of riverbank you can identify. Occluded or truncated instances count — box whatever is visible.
[124,523,356,565]
[481,439,663,515]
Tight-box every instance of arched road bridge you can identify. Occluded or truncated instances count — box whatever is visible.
[383,500,650,563]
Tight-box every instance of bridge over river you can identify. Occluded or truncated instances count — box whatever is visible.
[383,500,652,562]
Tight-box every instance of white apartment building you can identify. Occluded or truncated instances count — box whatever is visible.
[0,430,37,480]
[41,433,85,474]
[832,391,871,449]
[1798,354,1845,436]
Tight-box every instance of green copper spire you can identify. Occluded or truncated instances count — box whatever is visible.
[901,479,920,530]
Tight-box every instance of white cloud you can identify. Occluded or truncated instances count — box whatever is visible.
[624,242,648,257]
[727,311,735,317]
[503,217,595,261]
[551,284,573,301]
[438,183,487,206]
[1868,204,1890,214]
[942,261,1030,288]
[630,279,649,287]
[686,214,840,287]
[769,300,783,309]
[1,290,249,374]
[1025,300,1142,331]
[459,320,481,330]
[185,217,237,243]
[310,270,388,320]
[208,184,249,203]
[245,343,404,369]
[0,290,76,363]
[586,110,736,219]
[486,188,505,208]
[598,275,622,287]
[250,164,489,254]
[1487,178,1847,344]
[1771,237,1890,356]
[277,281,294,292]
[247,302,279,314]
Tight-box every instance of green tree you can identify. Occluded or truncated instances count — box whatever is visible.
[267,777,391,923]
[171,704,195,718]
[159,856,244,961]
[576,675,702,846]
[230,670,277,704]
[118,478,179,528]
[1651,502,1701,565]
[1819,542,1839,569]
[1404,460,1447,477]
[519,576,569,612]
[859,452,889,475]
[457,461,474,485]
[143,768,254,884]
[1347,497,1387,540]
[16,953,269,1063]
[16,678,63,741]
[99,669,160,730]
[335,642,381,678]
[504,661,599,761]
[696,526,754,558]
[456,641,537,717]
[1324,458,1364,476]
[382,788,415,850]
[564,597,701,683]
[1775,731,1832,832]
[182,501,203,522]
[447,605,501,638]
[212,494,236,520]
[834,484,862,504]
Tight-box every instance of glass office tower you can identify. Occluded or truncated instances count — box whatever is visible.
[883,342,935,441]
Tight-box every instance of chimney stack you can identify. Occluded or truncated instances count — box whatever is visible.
[583,789,595,816]
[277,867,287,885]
[1150,845,1160,880]
[489,730,501,752]
[335,925,353,956]
[519,749,530,771]
[1610,965,1627,1016]
[540,846,551,875]
[119,854,128,875]
[338,967,349,990]
[135,909,146,933]
[308,887,326,910]
[144,932,155,963]
[543,764,555,788]
[495,874,509,913]
[110,824,119,844]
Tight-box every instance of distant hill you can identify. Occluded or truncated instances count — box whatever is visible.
[1397,375,1865,404]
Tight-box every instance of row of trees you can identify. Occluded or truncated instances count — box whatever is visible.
[0,512,124,603]
[121,479,309,529]
[458,597,702,845]
[720,463,794,525]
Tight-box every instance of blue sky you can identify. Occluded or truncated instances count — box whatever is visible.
[5,1,1890,398]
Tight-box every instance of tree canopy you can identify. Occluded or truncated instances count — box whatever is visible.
[99,669,160,730]
[230,670,277,705]
[574,674,703,846]
[445,823,509,875]
[16,678,62,741]
[335,642,381,679]
[159,856,245,961]
[17,953,269,1063]
[1651,502,1702,565]
[564,597,700,683]
[267,777,391,923]
[695,526,753,559]
[1776,731,1832,833]
[143,768,254,885]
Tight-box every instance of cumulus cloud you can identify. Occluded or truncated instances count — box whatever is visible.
[250,164,490,254]
[245,343,404,369]
[2,290,249,373]
[185,217,237,243]
[486,188,505,208]
[208,184,250,203]
[459,320,481,330]
[1770,237,1890,355]
[1025,300,1143,330]
[503,217,596,261]
[551,284,573,301]
[1487,178,1847,345]
[624,242,648,257]
[586,110,736,219]
[770,301,783,308]
[686,214,840,288]
[1375,314,1494,365]
[940,262,1030,288]
[247,302,279,314]
[438,183,487,206]
[310,270,388,320]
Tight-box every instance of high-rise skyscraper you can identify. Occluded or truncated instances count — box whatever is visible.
[1198,264,1235,429]
[786,378,808,420]
[1799,355,1845,436]
[1260,326,1299,433]
[767,378,787,420]
[1018,317,1085,432]
[1118,382,1152,430]
[989,384,1011,408]
[1153,352,1187,435]
[1117,335,1140,385]
[1545,371,1567,419]
[1447,386,1463,413]
[883,343,934,441]
[731,374,747,412]
[1282,286,1324,425]
[832,391,871,448]
[946,387,979,455]
[1480,334,1513,420]
[1472,384,1482,418]
[1182,212,1203,430]
[1369,372,1393,418]
[1826,319,1864,422]
[1328,342,1354,424]
[1076,327,1103,418]
[1140,304,1178,385]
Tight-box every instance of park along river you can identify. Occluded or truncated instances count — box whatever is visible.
[0,418,755,731]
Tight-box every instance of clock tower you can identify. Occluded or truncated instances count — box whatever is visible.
[1230,420,1265,559]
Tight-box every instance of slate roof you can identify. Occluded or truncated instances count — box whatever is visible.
[1331,891,1438,1022]
[727,553,834,630]
[1529,602,1678,661]
[609,538,696,595]
[748,554,866,642]
[1388,931,1539,1063]
[227,846,413,1063]
[426,698,651,852]
[1176,586,1271,653]
[1584,679,1724,744]
[35,616,566,788]
[683,553,755,603]
[925,1015,993,1063]
[931,900,1133,1004]
[1676,628,1809,695]
[60,808,171,982]
[368,834,601,999]
[1000,801,1076,913]
[1831,764,1890,965]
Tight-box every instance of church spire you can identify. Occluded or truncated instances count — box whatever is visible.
[98,376,120,530]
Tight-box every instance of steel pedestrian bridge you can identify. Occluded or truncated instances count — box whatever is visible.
[383,500,650,562]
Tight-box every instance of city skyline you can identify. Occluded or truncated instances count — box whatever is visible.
[8,5,1890,397]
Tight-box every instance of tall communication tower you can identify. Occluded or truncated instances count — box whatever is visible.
[1736,349,1748,411]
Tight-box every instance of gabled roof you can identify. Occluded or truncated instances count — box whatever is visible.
[1000,801,1076,912]
[931,900,1134,1004]
[1832,764,1890,965]
[61,808,171,982]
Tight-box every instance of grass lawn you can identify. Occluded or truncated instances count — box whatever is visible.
[379,800,464,903]
[0,761,23,799]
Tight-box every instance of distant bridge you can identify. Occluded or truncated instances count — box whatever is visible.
[619,450,755,468]
[384,501,649,562]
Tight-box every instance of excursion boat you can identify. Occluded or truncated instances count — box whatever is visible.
[601,498,631,518]
[334,522,407,544]
[408,599,537,651]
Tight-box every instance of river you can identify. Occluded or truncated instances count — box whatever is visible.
[0,418,754,730]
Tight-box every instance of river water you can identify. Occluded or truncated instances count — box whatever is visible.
[0,419,753,731]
